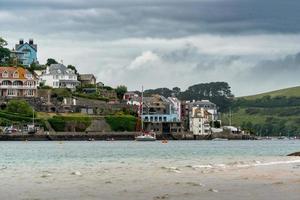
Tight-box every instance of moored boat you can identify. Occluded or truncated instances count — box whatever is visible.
[135,131,156,141]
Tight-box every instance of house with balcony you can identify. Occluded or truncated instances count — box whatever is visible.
[40,63,79,90]
[0,67,38,97]
[142,95,183,134]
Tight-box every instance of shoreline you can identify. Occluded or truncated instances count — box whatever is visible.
[0,132,256,141]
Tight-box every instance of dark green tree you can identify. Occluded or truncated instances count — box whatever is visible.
[6,100,34,117]
[67,65,78,74]
[0,37,11,65]
[115,85,128,100]
[46,58,58,66]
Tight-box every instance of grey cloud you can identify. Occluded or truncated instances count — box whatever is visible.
[1,0,300,40]
[251,52,300,76]
[1,0,300,96]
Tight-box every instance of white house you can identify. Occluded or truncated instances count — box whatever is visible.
[189,107,212,135]
[188,100,218,121]
[40,64,79,90]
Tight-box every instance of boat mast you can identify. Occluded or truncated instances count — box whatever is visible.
[229,107,232,126]
[141,86,144,131]
[32,107,35,126]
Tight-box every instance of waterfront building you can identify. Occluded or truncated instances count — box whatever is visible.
[78,74,96,85]
[189,107,212,135]
[11,39,38,67]
[188,100,218,121]
[39,63,79,90]
[0,66,38,97]
[142,95,183,133]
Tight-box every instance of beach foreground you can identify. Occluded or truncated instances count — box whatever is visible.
[1,161,300,200]
[0,141,300,200]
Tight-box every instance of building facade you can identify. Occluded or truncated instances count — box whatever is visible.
[0,67,38,97]
[142,95,183,133]
[40,64,79,90]
[12,39,38,67]
[189,107,212,135]
[78,74,96,85]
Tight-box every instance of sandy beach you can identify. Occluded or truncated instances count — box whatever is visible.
[1,157,300,200]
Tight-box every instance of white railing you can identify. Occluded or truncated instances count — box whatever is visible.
[0,85,37,89]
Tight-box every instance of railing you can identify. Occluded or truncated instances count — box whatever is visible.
[0,85,37,89]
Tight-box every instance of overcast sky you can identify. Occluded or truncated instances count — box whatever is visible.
[1,0,300,96]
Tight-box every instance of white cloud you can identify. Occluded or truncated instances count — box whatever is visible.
[127,51,160,70]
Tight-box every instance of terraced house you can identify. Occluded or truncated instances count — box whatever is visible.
[0,67,38,97]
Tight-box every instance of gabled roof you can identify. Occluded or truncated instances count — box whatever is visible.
[46,64,76,75]
[0,66,37,80]
[15,42,37,51]
[79,74,95,81]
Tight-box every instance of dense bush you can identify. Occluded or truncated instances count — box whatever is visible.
[73,93,109,102]
[48,116,92,132]
[48,117,66,132]
[105,115,137,132]
[6,100,33,117]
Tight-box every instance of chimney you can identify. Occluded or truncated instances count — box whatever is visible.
[19,39,24,45]
[29,39,34,45]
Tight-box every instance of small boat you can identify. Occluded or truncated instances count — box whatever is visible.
[135,131,156,141]
[162,139,168,144]
[212,138,228,141]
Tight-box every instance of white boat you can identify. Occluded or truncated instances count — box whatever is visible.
[135,86,157,142]
[135,132,156,141]
[212,138,228,141]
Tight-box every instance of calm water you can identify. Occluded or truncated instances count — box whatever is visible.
[0,140,300,168]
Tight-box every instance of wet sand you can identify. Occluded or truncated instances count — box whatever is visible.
[0,159,300,200]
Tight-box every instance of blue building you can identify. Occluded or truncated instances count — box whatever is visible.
[13,39,38,67]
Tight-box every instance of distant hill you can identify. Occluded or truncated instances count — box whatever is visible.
[241,86,300,100]
[224,86,300,137]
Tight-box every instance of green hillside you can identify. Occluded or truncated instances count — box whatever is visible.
[242,86,300,100]
[224,86,300,137]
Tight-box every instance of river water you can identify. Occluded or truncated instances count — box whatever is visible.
[1,140,300,169]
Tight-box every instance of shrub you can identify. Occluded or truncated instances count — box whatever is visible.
[48,116,92,132]
[6,100,33,117]
[105,115,137,131]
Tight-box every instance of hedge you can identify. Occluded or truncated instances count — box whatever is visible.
[73,93,109,102]
[48,116,92,132]
[105,115,137,132]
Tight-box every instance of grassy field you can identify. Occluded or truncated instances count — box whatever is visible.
[241,86,300,100]
[224,86,300,135]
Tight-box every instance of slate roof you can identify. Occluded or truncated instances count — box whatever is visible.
[47,64,76,75]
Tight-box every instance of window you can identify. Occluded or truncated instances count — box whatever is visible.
[13,72,19,78]
[2,71,8,78]
[27,90,34,96]
[2,80,10,86]
[7,89,15,96]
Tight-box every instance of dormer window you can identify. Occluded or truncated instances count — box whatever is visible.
[13,71,19,78]
[2,71,8,78]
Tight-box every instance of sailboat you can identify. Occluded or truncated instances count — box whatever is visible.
[135,86,156,142]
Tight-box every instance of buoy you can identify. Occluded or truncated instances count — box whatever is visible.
[162,140,168,144]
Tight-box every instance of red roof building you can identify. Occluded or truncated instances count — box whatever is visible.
[0,67,38,97]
